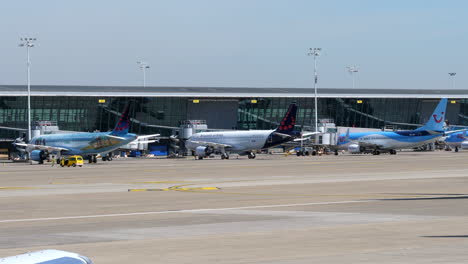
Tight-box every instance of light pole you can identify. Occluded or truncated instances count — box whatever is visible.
[308,48,321,132]
[346,65,359,89]
[137,61,150,87]
[448,72,456,89]
[18,37,36,142]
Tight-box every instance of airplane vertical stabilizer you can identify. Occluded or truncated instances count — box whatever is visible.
[111,104,131,136]
[416,98,447,131]
[275,103,297,134]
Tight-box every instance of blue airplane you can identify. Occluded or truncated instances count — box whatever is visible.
[0,249,93,264]
[14,105,159,164]
[334,98,456,155]
[442,130,468,152]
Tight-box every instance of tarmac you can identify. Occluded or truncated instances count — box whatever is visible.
[1,151,468,263]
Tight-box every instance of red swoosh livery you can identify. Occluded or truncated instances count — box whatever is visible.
[433,112,444,123]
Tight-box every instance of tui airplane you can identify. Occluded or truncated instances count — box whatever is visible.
[333,98,460,155]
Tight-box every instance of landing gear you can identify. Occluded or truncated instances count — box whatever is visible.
[197,156,204,160]
[248,152,256,159]
[372,150,380,155]
[102,156,113,161]
[221,153,230,160]
[389,149,397,155]
[455,147,459,152]
[334,150,339,156]
[89,155,97,163]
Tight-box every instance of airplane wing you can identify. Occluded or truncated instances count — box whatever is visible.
[293,138,309,142]
[132,140,157,144]
[14,143,70,153]
[444,129,467,135]
[350,140,385,149]
[137,134,161,140]
[189,140,232,149]
[301,131,321,137]
[293,131,322,141]
[104,135,127,141]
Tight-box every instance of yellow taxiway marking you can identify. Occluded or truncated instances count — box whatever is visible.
[128,189,165,192]
[0,187,39,190]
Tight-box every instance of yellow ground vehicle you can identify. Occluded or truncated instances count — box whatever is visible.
[60,155,84,167]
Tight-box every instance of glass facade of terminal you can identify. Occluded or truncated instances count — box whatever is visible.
[0,96,466,139]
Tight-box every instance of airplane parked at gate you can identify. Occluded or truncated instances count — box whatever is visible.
[0,249,93,264]
[186,103,319,159]
[443,130,468,152]
[14,105,159,164]
[333,98,459,155]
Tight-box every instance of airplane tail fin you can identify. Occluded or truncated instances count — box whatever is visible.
[111,104,131,136]
[275,103,298,134]
[416,98,447,132]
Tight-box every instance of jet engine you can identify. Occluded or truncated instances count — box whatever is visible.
[30,150,48,164]
[348,143,363,153]
[461,141,468,150]
[195,146,214,158]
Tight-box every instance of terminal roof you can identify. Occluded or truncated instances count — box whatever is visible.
[1,85,467,98]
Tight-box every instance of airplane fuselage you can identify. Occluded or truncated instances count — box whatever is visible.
[336,130,443,150]
[186,130,293,154]
[30,132,137,155]
[444,132,467,149]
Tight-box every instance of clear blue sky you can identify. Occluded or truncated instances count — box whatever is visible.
[1,0,467,89]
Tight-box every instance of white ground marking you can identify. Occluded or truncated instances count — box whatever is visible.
[0,200,367,224]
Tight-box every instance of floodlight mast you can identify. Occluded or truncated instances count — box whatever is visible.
[346,65,359,89]
[18,37,36,142]
[137,61,150,87]
[307,48,321,132]
[448,72,456,89]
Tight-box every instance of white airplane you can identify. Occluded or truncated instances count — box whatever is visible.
[0,249,93,264]
[186,103,318,159]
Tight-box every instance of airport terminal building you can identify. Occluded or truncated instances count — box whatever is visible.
[1,85,468,140]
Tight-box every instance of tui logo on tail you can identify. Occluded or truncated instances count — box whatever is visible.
[275,103,298,134]
[416,98,447,132]
[433,112,444,123]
